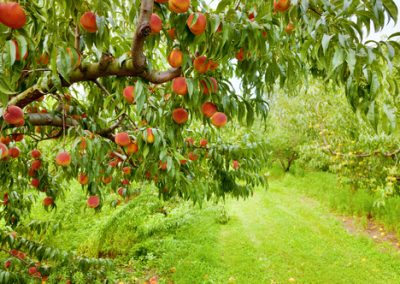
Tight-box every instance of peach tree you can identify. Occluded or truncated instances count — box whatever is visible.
[0,0,399,282]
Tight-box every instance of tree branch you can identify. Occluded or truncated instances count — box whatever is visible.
[26,113,79,127]
[131,0,154,68]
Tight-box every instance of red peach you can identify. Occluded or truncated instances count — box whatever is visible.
[31,149,41,159]
[0,143,8,159]
[236,48,244,61]
[8,147,20,158]
[172,108,189,124]
[31,178,40,188]
[188,152,198,161]
[187,13,207,35]
[43,196,53,206]
[78,173,89,185]
[150,13,162,34]
[201,77,218,95]
[172,77,188,95]
[80,11,97,33]
[274,0,291,13]
[87,196,100,208]
[193,55,209,73]
[200,139,208,148]
[31,159,41,171]
[201,102,218,118]
[210,112,227,127]
[233,160,240,170]
[0,3,27,29]
[126,142,139,154]
[168,49,183,68]
[115,132,131,146]
[123,86,135,104]
[169,0,190,13]
[55,151,71,166]
[3,105,24,126]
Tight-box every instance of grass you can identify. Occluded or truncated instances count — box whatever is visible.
[29,172,400,283]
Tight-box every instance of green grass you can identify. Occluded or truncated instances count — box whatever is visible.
[30,173,400,283]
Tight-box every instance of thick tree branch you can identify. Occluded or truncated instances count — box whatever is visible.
[26,113,79,127]
[131,0,154,68]
[143,68,182,84]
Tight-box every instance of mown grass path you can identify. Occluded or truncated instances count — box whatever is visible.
[167,178,400,284]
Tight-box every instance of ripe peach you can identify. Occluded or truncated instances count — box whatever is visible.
[0,136,11,145]
[185,137,194,146]
[233,160,240,170]
[180,159,188,165]
[42,196,53,206]
[188,152,198,161]
[11,133,23,142]
[28,266,37,275]
[0,3,27,29]
[3,105,24,126]
[167,28,176,39]
[168,49,183,68]
[187,13,207,35]
[248,12,255,21]
[109,159,119,167]
[201,77,218,95]
[31,149,41,159]
[8,147,19,158]
[4,260,11,269]
[80,11,97,33]
[126,142,139,154]
[172,108,189,124]
[201,102,218,118]
[274,0,291,13]
[55,151,71,166]
[123,86,135,104]
[12,40,28,61]
[150,13,162,34]
[31,159,41,171]
[172,77,188,95]
[159,160,168,170]
[236,48,244,61]
[31,178,40,188]
[102,176,112,184]
[122,167,131,175]
[210,112,227,127]
[115,132,131,146]
[193,55,209,73]
[117,187,126,196]
[38,53,49,65]
[207,60,219,71]
[146,128,155,144]
[169,0,190,13]
[285,22,295,34]
[78,173,89,185]
[87,196,100,208]
[0,143,8,159]
[200,139,208,147]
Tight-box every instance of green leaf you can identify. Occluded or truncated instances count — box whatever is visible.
[321,34,333,54]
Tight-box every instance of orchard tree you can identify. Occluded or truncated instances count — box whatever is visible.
[0,0,399,282]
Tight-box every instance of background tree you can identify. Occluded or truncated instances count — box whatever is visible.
[0,0,399,282]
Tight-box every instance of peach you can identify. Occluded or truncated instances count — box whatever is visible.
[28,266,37,275]
[109,159,119,167]
[11,133,23,142]
[172,77,188,95]
[123,86,135,104]
[80,11,97,33]
[236,48,244,61]
[262,31,268,38]
[248,12,255,21]
[55,151,71,166]
[233,160,240,170]
[3,105,24,126]
[210,112,227,127]
[285,22,295,34]
[207,60,219,71]
[126,142,139,154]
[159,160,168,170]
[102,176,112,184]
[12,40,28,61]
[0,143,8,159]
[201,77,218,95]
[274,0,291,12]
[80,137,87,150]
[87,196,100,208]
[31,149,41,159]
[121,179,129,185]
[150,13,162,34]
[172,108,189,124]
[169,0,190,13]
[193,55,209,73]
[38,53,49,65]
[78,173,89,185]
[167,28,176,39]
[0,3,27,29]
[146,128,155,144]
[8,147,20,158]
[4,260,11,269]
[168,49,183,68]
[185,137,194,146]
[201,102,218,118]
[0,136,11,145]
[188,152,198,161]
[117,187,126,196]
[31,178,39,188]
[200,139,208,147]
[180,159,188,165]
[187,13,207,35]
[42,196,53,206]
[31,159,41,171]
[115,132,131,146]
[122,167,131,175]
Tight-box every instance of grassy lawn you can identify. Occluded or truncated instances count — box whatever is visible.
[31,173,400,283]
